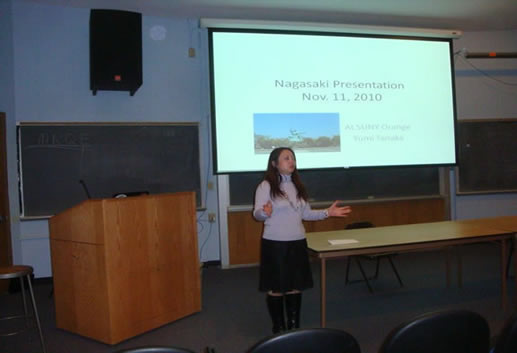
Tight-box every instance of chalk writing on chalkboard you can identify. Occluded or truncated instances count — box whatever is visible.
[18,123,201,217]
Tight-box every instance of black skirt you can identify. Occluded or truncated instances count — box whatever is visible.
[259,238,313,293]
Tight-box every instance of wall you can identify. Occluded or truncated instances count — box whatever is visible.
[2,1,517,276]
[6,1,218,277]
[452,31,517,219]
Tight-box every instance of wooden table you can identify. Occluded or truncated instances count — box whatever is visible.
[307,217,517,327]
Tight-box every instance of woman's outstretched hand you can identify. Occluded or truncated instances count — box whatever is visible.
[263,200,273,217]
[327,201,352,217]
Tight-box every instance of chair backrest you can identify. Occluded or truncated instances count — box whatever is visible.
[246,328,361,353]
[114,346,197,353]
[378,309,490,353]
[345,221,374,230]
[493,311,517,353]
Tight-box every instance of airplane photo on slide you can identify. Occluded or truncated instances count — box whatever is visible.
[253,112,341,154]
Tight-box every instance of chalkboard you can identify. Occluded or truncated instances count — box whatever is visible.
[230,166,440,205]
[456,119,517,194]
[18,123,201,217]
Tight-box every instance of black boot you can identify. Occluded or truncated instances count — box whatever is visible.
[266,294,286,334]
[285,292,302,330]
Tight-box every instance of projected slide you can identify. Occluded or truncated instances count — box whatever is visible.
[210,30,456,173]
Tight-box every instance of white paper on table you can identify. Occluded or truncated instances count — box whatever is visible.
[328,239,359,245]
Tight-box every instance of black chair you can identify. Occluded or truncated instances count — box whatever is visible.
[344,221,403,293]
[114,346,197,353]
[246,328,360,353]
[492,311,517,353]
[378,309,490,353]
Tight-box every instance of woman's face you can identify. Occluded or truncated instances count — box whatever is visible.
[274,149,296,175]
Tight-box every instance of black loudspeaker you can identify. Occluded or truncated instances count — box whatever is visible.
[89,9,142,96]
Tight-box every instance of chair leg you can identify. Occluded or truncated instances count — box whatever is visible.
[387,256,404,288]
[20,276,30,328]
[374,257,381,279]
[26,275,47,353]
[355,258,374,293]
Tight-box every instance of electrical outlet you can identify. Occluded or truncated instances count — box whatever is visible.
[208,213,216,223]
[188,47,196,57]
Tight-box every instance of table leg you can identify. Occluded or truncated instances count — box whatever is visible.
[457,246,462,289]
[320,257,327,328]
[445,248,451,288]
[514,234,517,306]
[501,238,508,310]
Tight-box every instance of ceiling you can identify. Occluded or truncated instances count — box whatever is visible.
[31,0,517,31]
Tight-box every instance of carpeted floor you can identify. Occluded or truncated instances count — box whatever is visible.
[1,242,514,353]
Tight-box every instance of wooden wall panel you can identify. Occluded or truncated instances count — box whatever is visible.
[228,197,446,266]
[227,211,263,266]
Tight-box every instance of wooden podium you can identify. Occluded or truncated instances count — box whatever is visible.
[49,192,201,344]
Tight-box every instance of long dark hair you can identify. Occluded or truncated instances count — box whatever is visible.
[263,147,308,201]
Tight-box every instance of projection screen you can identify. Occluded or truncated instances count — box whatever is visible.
[208,27,457,173]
